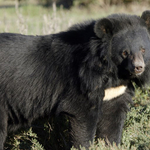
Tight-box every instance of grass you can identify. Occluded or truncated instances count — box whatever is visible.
[0,1,149,34]
[0,1,150,150]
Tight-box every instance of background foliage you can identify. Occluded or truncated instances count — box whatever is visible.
[0,0,150,149]
[2,0,150,8]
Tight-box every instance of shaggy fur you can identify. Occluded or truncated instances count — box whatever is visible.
[0,11,150,150]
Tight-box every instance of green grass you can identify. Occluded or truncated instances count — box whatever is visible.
[122,88,150,150]
[1,2,150,150]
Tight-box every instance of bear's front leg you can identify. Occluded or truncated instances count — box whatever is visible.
[69,103,100,149]
[96,93,132,145]
[70,112,98,149]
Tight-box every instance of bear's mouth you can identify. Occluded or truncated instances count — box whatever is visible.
[135,72,144,76]
[119,68,144,80]
[129,69,144,78]
[125,63,145,78]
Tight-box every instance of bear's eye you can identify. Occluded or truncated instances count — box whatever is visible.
[122,50,129,58]
[141,48,145,54]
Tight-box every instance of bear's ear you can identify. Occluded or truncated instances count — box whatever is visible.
[94,18,113,38]
[141,10,150,30]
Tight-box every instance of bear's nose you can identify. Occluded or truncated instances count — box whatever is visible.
[134,66,144,75]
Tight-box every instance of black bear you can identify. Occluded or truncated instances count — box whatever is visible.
[96,10,150,145]
[0,10,150,150]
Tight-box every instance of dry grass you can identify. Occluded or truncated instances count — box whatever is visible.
[0,1,149,35]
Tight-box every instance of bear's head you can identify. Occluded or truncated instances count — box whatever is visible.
[94,10,150,85]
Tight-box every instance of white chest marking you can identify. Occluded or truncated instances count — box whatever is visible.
[103,85,127,101]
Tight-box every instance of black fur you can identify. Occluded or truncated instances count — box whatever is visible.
[96,11,150,145]
[0,11,150,150]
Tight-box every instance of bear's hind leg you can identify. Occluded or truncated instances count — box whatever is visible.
[0,106,8,150]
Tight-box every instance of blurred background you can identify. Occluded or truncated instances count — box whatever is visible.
[1,0,150,150]
[0,0,149,35]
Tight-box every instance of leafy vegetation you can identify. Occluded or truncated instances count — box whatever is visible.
[0,2,150,149]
